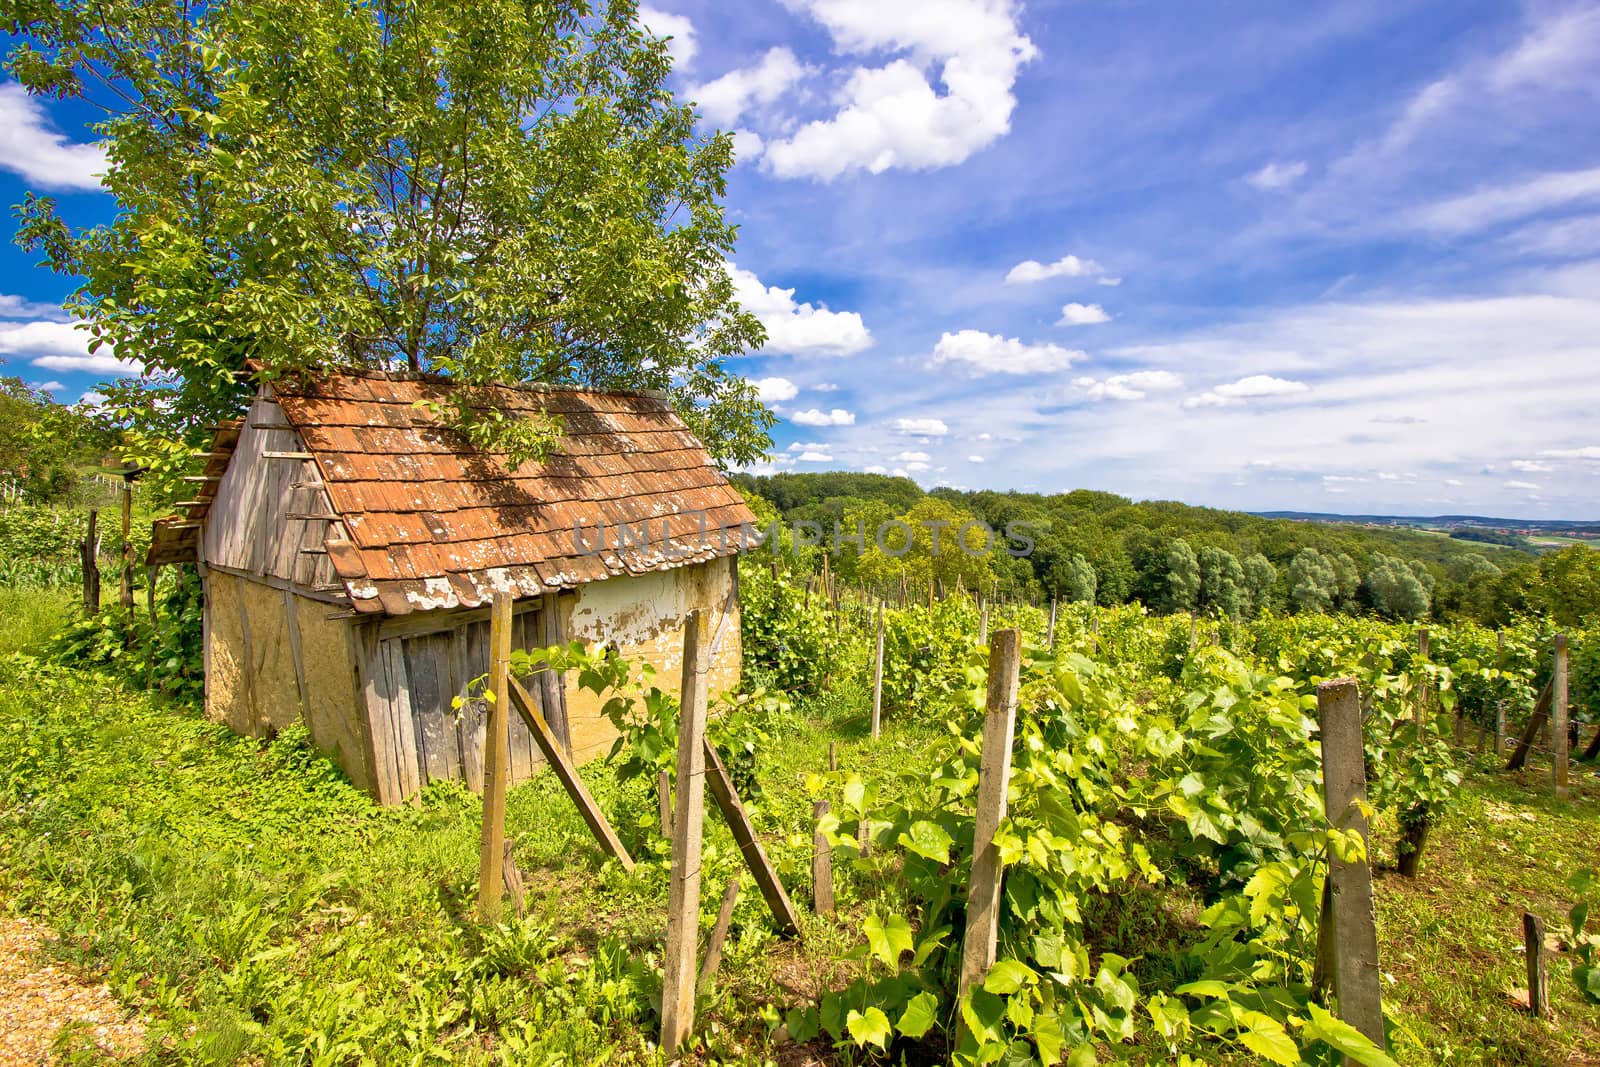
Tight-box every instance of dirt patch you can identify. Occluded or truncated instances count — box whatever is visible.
[0,916,146,1065]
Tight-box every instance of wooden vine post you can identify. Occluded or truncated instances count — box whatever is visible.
[476,591,514,922]
[1314,678,1386,1050]
[80,508,101,615]
[978,600,989,646]
[870,603,885,740]
[1553,633,1569,799]
[1524,913,1549,1018]
[661,610,711,1053]
[119,478,135,610]
[812,800,834,915]
[956,629,1022,1043]
[1415,627,1430,730]
[1046,599,1057,649]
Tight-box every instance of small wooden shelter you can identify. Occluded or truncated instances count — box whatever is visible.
[148,369,756,804]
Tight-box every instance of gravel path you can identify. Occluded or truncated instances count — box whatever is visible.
[0,916,146,1065]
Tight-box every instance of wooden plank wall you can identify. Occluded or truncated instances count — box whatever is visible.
[201,393,342,592]
[362,602,557,801]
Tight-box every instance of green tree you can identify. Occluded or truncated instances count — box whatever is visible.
[1288,548,1336,614]
[10,0,770,481]
[1365,554,1431,620]
[1059,553,1098,604]
[1196,545,1245,618]
[1242,553,1277,617]
[1161,538,1201,614]
[0,373,103,503]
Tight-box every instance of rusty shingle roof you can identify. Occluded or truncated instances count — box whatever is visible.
[150,370,760,614]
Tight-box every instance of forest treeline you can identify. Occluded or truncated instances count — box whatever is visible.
[732,471,1600,627]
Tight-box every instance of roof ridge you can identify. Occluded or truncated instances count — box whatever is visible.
[267,364,674,402]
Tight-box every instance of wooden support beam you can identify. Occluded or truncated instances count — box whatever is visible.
[1524,912,1549,1018]
[661,611,711,1053]
[812,800,834,915]
[870,603,885,740]
[956,629,1022,1043]
[180,475,220,483]
[262,450,314,460]
[1316,678,1386,1051]
[1507,680,1554,771]
[698,873,742,995]
[1553,634,1569,798]
[507,677,636,873]
[703,738,802,938]
[477,593,513,922]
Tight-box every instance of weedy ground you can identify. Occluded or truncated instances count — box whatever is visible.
[0,596,1596,1065]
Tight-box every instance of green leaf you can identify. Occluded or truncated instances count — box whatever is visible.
[900,820,955,864]
[1302,1003,1399,1067]
[896,991,940,1039]
[983,959,1038,995]
[1174,979,1231,999]
[863,912,914,968]
[846,1007,892,1050]
[1236,1010,1299,1065]
[843,774,866,814]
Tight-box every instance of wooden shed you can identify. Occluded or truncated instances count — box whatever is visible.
[148,369,757,804]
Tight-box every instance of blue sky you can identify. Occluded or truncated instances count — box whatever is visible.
[4,0,1600,518]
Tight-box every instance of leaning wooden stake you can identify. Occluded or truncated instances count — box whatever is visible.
[1315,678,1386,1051]
[503,838,526,918]
[1416,627,1430,730]
[477,592,514,922]
[978,601,989,645]
[956,629,1022,1041]
[1553,634,1569,799]
[1507,680,1554,771]
[80,508,101,615]
[812,800,834,915]
[703,739,801,937]
[507,678,636,873]
[661,611,711,1053]
[1524,912,1549,1018]
[870,604,885,740]
[1046,599,1058,649]
[698,874,742,994]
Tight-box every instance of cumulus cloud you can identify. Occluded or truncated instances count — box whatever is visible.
[967,454,985,463]
[754,376,798,403]
[759,0,1038,181]
[1245,160,1308,191]
[1005,254,1107,284]
[791,407,856,426]
[1540,445,1600,460]
[1057,302,1111,326]
[862,464,888,474]
[797,450,834,462]
[0,293,68,320]
[893,450,930,462]
[690,47,808,127]
[0,83,107,192]
[930,329,1081,375]
[1183,374,1309,409]
[1072,370,1184,401]
[0,320,140,375]
[730,264,872,357]
[638,6,697,68]
[1504,479,1540,490]
[893,417,949,437]
[1509,459,1553,472]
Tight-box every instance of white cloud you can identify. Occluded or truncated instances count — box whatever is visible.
[967,454,985,463]
[930,329,1081,376]
[893,417,949,437]
[1072,370,1184,401]
[638,6,697,69]
[1540,446,1600,460]
[1412,166,1600,234]
[0,320,140,375]
[754,376,798,403]
[690,47,808,128]
[1509,459,1552,473]
[1183,374,1309,409]
[35,380,65,392]
[862,464,887,474]
[904,461,931,472]
[791,407,856,426]
[0,83,107,192]
[759,0,1038,181]
[1445,479,1465,487]
[813,382,840,392]
[1005,254,1105,284]
[78,391,105,408]
[730,264,872,357]
[797,450,834,463]
[0,293,68,320]
[1244,160,1308,191]
[893,450,930,462]
[786,440,829,452]
[730,129,764,162]
[1057,302,1111,326]
[1504,479,1540,490]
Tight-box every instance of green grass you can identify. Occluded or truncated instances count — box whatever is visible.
[1,606,1598,1064]
[0,586,72,657]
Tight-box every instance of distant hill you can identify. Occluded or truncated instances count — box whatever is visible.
[1255,511,1600,536]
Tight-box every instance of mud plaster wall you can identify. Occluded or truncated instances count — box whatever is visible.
[292,593,374,793]
[561,555,741,763]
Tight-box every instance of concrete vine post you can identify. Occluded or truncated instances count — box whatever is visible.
[956,629,1022,1044]
[1553,634,1569,799]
